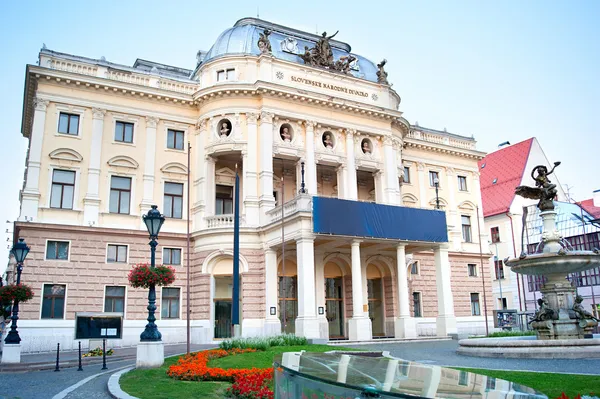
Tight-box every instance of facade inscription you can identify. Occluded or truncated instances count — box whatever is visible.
[290,76,369,98]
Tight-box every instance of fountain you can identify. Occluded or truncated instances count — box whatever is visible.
[458,161,600,358]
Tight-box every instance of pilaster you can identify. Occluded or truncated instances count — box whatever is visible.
[205,156,216,217]
[193,120,207,229]
[445,167,462,250]
[434,245,457,336]
[304,121,317,194]
[417,162,427,208]
[244,113,260,226]
[383,137,399,205]
[395,244,417,338]
[264,248,281,335]
[348,240,372,340]
[314,251,329,339]
[259,112,275,223]
[295,237,320,338]
[141,116,159,216]
[345,130,358,200]
[83,107,106,226]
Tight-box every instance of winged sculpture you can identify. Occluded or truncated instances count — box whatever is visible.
[515,161,561,211]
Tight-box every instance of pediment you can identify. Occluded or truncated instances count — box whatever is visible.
[160,162,188,175]
[107,155,139,169]
[458,200,476,211]
[49,148,83,162]
[402,193,418,204]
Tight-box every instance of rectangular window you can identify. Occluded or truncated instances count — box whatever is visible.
[498,297,507,310]
[50,170,75,209]
[217,68,235,81]
[109,176,131,214]
[104,286,125,313]
[115,121,134,143]
[458,370,469,386]
[58,112,79,135]
[107,244,128,263]
[163,248,182,265]
[429,171,440,187]
[167,129,184,150]
[161,287,180,319]
[41,284,66,319]
[413,292,422,317]
[46,241,69,260]
[273,191,278,206]
[458,175,468,191]
[491,227,500,243]
[410,261,419,275]
[486,377,497,390]
[470,293,481,316]
[494,259,505,279]
[215,184,233,215]
[461,215,472,242]
[164,182,184,219]
[468,263,478,277]
[403,166,411,184]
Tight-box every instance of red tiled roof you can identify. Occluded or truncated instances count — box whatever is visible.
[478,138,534,218]
[578,198,600,219]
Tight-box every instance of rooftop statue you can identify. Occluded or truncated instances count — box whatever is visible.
[301,30,356,73]
[515,161,561,211]
[258,29,272,54]
[376,59,389,85]
[334,55,356,74]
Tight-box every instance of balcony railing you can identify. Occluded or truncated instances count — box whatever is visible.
[205,214,245,228]
[407,129,476,150]
[267,194,312,223]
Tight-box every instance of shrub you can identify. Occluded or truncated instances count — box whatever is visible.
[82,347,114,357]
[128,264,175,289]
[486,330,536,338]
[0,284,34,304]
[218,334,308,350]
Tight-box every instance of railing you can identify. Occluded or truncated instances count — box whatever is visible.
[48,59,98,76]
[407,130,476,150]
[267,194,312,223]
[106,70,151,86]
[158,79,197,95]
[205,214,245,228]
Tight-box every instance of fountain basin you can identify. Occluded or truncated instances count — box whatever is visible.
[457,336,600,359]
[505,251,600,276]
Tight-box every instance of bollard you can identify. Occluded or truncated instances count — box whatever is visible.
[54,343,60,372]
[77,341,83,371]
[101,338,107,370]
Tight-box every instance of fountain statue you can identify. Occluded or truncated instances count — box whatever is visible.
[505,161,600,340]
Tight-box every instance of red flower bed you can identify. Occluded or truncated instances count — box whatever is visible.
[128,264,175,289]
[167,348,274,399]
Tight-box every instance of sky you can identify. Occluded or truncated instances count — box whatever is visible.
[0,0,598,268]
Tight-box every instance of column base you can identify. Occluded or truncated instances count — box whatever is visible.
[136,341,164,368]
[436,315,457,337]
[1,344,21,364]
[348,317,372,341]
[295,317,320,339]
[394,316,417,339]
[264,318,282,336]
[318,317,329,339]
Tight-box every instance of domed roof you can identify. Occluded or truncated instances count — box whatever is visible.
[201,18,379,83]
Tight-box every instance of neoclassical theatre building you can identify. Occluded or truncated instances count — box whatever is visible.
[11,17,493,352]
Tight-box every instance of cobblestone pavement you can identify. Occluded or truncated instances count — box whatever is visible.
[345,340,600,375]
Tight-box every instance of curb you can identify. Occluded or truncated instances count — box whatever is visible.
[108,367,138,399]
[0,354,136,373]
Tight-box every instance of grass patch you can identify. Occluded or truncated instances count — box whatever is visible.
[218,334,308,350]
[455,368,600,397]
[484,331,536,338]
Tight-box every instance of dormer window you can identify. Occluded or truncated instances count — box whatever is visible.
[217,68,235,82]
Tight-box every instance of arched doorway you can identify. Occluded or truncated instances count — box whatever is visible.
[324,262,345,338]
[367,264,385,337]
[211,257,242,339]
[278,259,297,334]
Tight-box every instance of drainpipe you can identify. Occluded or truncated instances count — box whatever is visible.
[506,213,523,311]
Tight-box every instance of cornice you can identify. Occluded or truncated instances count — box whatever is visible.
[404,138,486,160]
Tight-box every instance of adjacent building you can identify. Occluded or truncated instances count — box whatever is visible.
[10,17,493,352]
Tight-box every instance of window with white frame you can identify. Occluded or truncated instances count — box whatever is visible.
[46,241,69,260]
[403,166,411,184]
[413,292,422,317]
[216,185,233,215]
[104,286,125,313]
[161,287,180,319]
[164,182,183,219]
[470,293,481,316]
[468,263,478,277]
[217,68,235,82]
[41,284,66,319]
[429,171,440,187]
[167,129,184,150]
[458,175,468,191]
[109,176,132,214]
[115,121,134,143]
[107,244,128,263]
[163,248,182,266]
[461,215,472,242]
[50,170,75,209]
[491,226,500,243]
[58,112,80,135]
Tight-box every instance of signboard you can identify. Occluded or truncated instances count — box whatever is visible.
[493,309,518,329]
[75,312,123,339]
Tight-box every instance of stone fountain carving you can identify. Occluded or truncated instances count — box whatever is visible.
[505,161,600,340]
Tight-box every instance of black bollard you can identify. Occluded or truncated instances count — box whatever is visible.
[101,339,107,370]
[77,341,83,371]
[54,343,60,372]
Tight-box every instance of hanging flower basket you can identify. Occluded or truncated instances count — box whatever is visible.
[0,284,35,304]
[128,264,176,289]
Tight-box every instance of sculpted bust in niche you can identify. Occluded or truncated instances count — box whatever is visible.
[323,133,334,149]
[220,122,230,137]
[362,139,371,154]
[280,126,291,142]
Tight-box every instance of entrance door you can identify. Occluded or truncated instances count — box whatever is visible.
[325,277,344,338]
[278,276,297,334]
[368,278,385,336]
[214,300,232,339]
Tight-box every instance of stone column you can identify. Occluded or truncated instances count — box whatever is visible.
[383,137,399,205]
[434,245,457,336]
[192,120,207,229]
[264,248,281,335]
[20,97,49,222]
[83,108,106,226]
[373,171,384,203]
[336,165,346,199]
[395,244,417,338]
[259,112,275,223]
[141,116,159,216]
[205,156,216,217]
[244,113,260,226]
[417,162,427,208]
[314,251,328,338]
[304,121,318,195]
[445,167,461,250]
[345,130,358,200]
[348,240,372,340]
[295,237,320,338]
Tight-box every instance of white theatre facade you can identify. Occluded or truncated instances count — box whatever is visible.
[9,17,494,352]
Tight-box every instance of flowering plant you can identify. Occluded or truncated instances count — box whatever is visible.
[0,284,34,304]
[127,264,176,289]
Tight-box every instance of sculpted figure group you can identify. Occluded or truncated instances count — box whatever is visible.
[515,161,561,211]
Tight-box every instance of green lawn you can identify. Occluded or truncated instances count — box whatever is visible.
[120,345,352,399]
[456,368,600,398]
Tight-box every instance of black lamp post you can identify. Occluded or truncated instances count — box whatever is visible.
[299,161,306,194]
[5,238,30,344]
[433,176,440,210]
[140,205,165,342]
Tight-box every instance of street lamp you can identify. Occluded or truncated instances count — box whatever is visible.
[140,205,165,342]
[5,238,30,344]
[433,176,440,209]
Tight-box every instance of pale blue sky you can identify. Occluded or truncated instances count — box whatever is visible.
[0,1,598,267]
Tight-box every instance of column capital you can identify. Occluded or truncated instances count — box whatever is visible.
[91,107,106,120]
[382,136,393,146]
[246,112,259,124]
[417,162,426,171]
[196,118,207,131]
[295,236,315,244]
[346,129,356,139]
[445,167,455,176]
[260,111,274,124]
[435,243,451,251]
[33,97,49,112]
[304,120,317,129]
[205,155,216,164]
[396,243,407,249]
[351,239,362,246]
[145,116,159,128]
